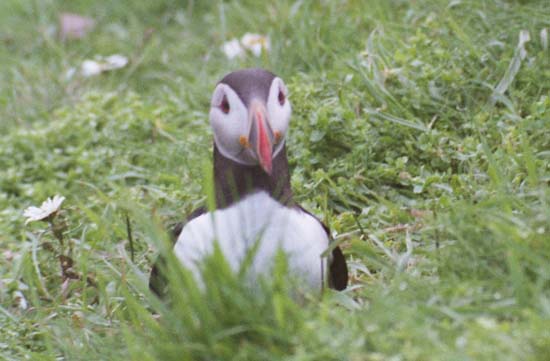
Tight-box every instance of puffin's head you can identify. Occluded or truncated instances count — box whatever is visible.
[209,68,291,175]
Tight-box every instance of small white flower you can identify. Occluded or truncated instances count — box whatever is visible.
[23,195,65,224]
[240,33,270,57]
[222,38,245,59]
[104,54,128,70]
[81,60,102,77]
[81,54,129,77]
[221,34,271,59]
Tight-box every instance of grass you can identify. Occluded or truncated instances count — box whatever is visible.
[1,0,550,359]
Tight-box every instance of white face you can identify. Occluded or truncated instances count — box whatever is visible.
[209,77,291,174]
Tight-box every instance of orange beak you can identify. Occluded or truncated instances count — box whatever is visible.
[249,101,272,174]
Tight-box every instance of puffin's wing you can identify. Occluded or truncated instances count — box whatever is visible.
[296,206,348,290]
[148,207,207,296]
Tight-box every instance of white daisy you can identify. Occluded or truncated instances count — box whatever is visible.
[104,54,129,70]
[240,33,270,57]
[81,54,129,77]
[222,38,245,60]
[81,60,102,77]
[23,195,65,224]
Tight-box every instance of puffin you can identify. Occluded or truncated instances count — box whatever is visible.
[149,68,348,295]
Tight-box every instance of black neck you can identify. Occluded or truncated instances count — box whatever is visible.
[213,144,293,209]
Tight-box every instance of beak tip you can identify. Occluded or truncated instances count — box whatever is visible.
[261,162,272,175]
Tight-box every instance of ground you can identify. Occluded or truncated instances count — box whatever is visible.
[1,0,549,360]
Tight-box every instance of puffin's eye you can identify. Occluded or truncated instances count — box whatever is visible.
[278,90,285,106]
[220,95,230,114]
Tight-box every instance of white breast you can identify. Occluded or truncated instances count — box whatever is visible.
[173,192,329,289]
